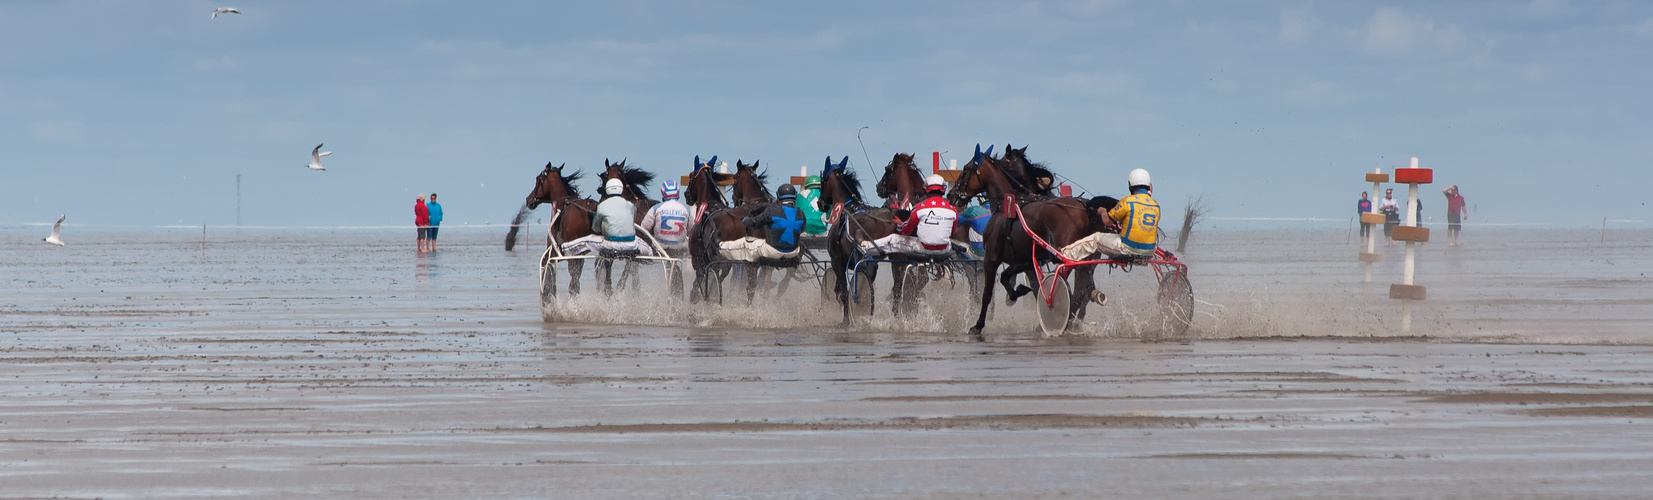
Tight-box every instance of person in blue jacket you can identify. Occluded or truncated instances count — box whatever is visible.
[426,193,444,251]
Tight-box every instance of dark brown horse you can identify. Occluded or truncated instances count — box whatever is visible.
[597,158,659,224]
[512,162,601,295]
[818,156,899,323]
[948,147,1098,339]
[685,159,776,303]
[875,153,929,210]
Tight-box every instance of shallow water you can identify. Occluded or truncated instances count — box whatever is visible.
[3,228,1652,498]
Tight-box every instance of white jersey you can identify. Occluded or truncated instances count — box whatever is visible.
[913,206,957,249]
[642,199,692,248]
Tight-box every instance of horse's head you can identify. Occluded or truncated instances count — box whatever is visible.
[527,162,580,209]
[731,159,772,205]
[947,156,985,208]
[999,144,1056,196]
[818,156,863,211]
[600,158,656,201]
[685,157,731,207]
[876,153,925,208]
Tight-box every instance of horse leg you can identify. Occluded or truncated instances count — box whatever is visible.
[745,264,758,304]
[597,258,614,296]
[1069,266,1097,326]
[969,258,1000,340]
[1000,263,1029,305]
[568,259,584,296]
[890,262,906,316]
[832,248,851,326]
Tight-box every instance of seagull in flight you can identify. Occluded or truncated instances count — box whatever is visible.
[212,8,241,19]
[307,143,331,171]
[44,215,65,246]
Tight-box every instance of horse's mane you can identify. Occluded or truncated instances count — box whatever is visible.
[619,166,656,200]
[550,168,582,198]
[832,168,865,204]
[1001,145,1056,197]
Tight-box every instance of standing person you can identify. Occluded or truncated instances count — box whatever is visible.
[1378,188,1400,247]
[426,193,443,252]
[1443,185,1467,246]
[414,194,430,252]
[1357,191,1372,239]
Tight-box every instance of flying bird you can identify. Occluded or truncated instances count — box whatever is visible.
[212,8,241,19]
[43,214,65,246]
[307,143,331,171]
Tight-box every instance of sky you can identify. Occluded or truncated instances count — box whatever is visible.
[2,0,1651,229]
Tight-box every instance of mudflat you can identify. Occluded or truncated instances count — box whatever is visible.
[3,229,1651,498]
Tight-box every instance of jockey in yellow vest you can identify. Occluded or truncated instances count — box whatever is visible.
[1062,168,1160,262]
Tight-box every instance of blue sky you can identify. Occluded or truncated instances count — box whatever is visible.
[3,0,1650,229]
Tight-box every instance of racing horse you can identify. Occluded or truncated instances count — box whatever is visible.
[514,162,602,295]
[875,152,929,210]
[816,156,899,323]
[948,146,1099,339]
[685,159,779,303]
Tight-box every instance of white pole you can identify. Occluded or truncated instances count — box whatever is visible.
[1365,168,1380,283]
[1401,157,1419,331]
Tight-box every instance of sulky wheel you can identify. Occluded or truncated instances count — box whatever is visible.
[1157,270,1195,338]
[540,263,560,322]
[703,267,724,305]
[849,267,876,320]
[1036,274,1072,336]
[900,264,931,308]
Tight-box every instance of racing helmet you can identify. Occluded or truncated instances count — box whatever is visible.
[776,184,797,201]
[925,174,947,193]
[804,176,822,190]
[660,180,680,200]
[1127,168,1152,193]
[603,178,625,196]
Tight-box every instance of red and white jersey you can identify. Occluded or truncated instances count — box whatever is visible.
[900,195,959,250]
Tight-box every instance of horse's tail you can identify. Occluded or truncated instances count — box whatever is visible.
[505,203,533,251]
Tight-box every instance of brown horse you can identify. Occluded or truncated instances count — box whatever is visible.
[948,148,1098,339]
[597,158,659,224]
[685,159,776,303]
[875,153,929,210]
[512,162,601,296]
[817,157,899,323]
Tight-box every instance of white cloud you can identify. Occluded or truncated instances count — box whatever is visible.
[1279,7,1320,44]
[1042,71,1135,95]
[1360,8,1467,57]
[32,121,84,141]
[1635,18,1653,37]
[1519,0,1571,18]
[1285,80,1347,105]
[193,56,241,71]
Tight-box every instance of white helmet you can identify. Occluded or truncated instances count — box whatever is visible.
[603,178,625,196]
[1127,168,1151,191]
[925,174,947,192]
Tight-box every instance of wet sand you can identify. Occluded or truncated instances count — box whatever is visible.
[3,229,1652,498]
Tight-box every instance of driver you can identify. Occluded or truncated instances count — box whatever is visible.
[861,174,959,257]
[797,175,828,235]
[1065,168,1160,261]
[564,178,655,257]
[641,180,692,256]
[740,184,807,262]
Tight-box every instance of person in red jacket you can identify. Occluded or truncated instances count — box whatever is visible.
[861,175,959,257]
[414,194,430,253]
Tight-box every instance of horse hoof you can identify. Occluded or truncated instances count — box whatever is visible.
[1089,290,1107,306]
[967,327,986,342]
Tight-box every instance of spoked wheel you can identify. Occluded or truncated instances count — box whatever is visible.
[849,268,876,320]
[1036,273,1072,336]
[1157,270,1195,338]
[703,267,724,305]
[540,263,560,322]
[817,265,833,302]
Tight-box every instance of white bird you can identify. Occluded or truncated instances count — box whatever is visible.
[44,214,65,246]
[307,143,331,171]
[212,8,241,19]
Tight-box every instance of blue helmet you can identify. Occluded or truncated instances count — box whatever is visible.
[660,180,680,199]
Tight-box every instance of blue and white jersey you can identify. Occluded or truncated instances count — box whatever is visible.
[643,199,692,248]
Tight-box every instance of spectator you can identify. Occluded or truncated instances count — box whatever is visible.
[1357,191,1372,239]
[1378,189,1400,247]
[427,193,444,251]
[1443,185,1467,246]
[415,194,430,252]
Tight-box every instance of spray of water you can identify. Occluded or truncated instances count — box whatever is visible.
[505,204,533,251]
